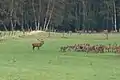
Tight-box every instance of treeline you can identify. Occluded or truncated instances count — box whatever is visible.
[0,0,120,32]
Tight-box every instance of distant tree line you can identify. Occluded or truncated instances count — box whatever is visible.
[0,0,120,32]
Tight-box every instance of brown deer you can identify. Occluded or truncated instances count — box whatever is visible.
[32,39,44,50]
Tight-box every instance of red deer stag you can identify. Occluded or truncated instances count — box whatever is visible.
[32,39,44,50]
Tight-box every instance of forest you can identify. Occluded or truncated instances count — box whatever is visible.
[0,0,120,32]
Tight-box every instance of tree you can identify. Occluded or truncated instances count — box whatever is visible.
[0,0,120,32]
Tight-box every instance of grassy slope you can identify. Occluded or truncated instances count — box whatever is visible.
[0,33,120,80]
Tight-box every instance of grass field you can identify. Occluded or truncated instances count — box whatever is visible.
[0,32,120,80]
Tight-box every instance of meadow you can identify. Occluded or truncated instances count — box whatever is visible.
[0,32,120,80]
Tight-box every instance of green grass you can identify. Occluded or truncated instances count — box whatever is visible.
[0,33,120,80]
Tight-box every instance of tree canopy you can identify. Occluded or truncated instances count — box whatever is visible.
[0,0,120,32]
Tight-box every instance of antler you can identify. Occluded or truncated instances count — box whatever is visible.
[36,39,40,41]
[36,38,43,41]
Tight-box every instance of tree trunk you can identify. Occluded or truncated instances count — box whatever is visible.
[43,0,51,30]
[10,0,14,35]
[37,0,41,30]
[21,11,25,34]
[10,17,14,35]
[113,0,117,32]
[82,0,86,30]
[45,0,55,31]
[75,1,78,30]
[2,22,8,36]
[32,0,37,31]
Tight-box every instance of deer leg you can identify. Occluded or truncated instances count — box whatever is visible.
[38,47,40,50]
[60,48,63,52]
[33,46,35,50]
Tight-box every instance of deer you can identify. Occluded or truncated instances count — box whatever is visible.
[32,39,44,50]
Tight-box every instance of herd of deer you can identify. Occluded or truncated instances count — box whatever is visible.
[32,39,120,54]
[60,43,120,53]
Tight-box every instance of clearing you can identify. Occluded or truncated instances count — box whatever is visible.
[0,32,120,80]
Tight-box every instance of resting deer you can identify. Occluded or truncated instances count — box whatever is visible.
[32,39,44,50]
